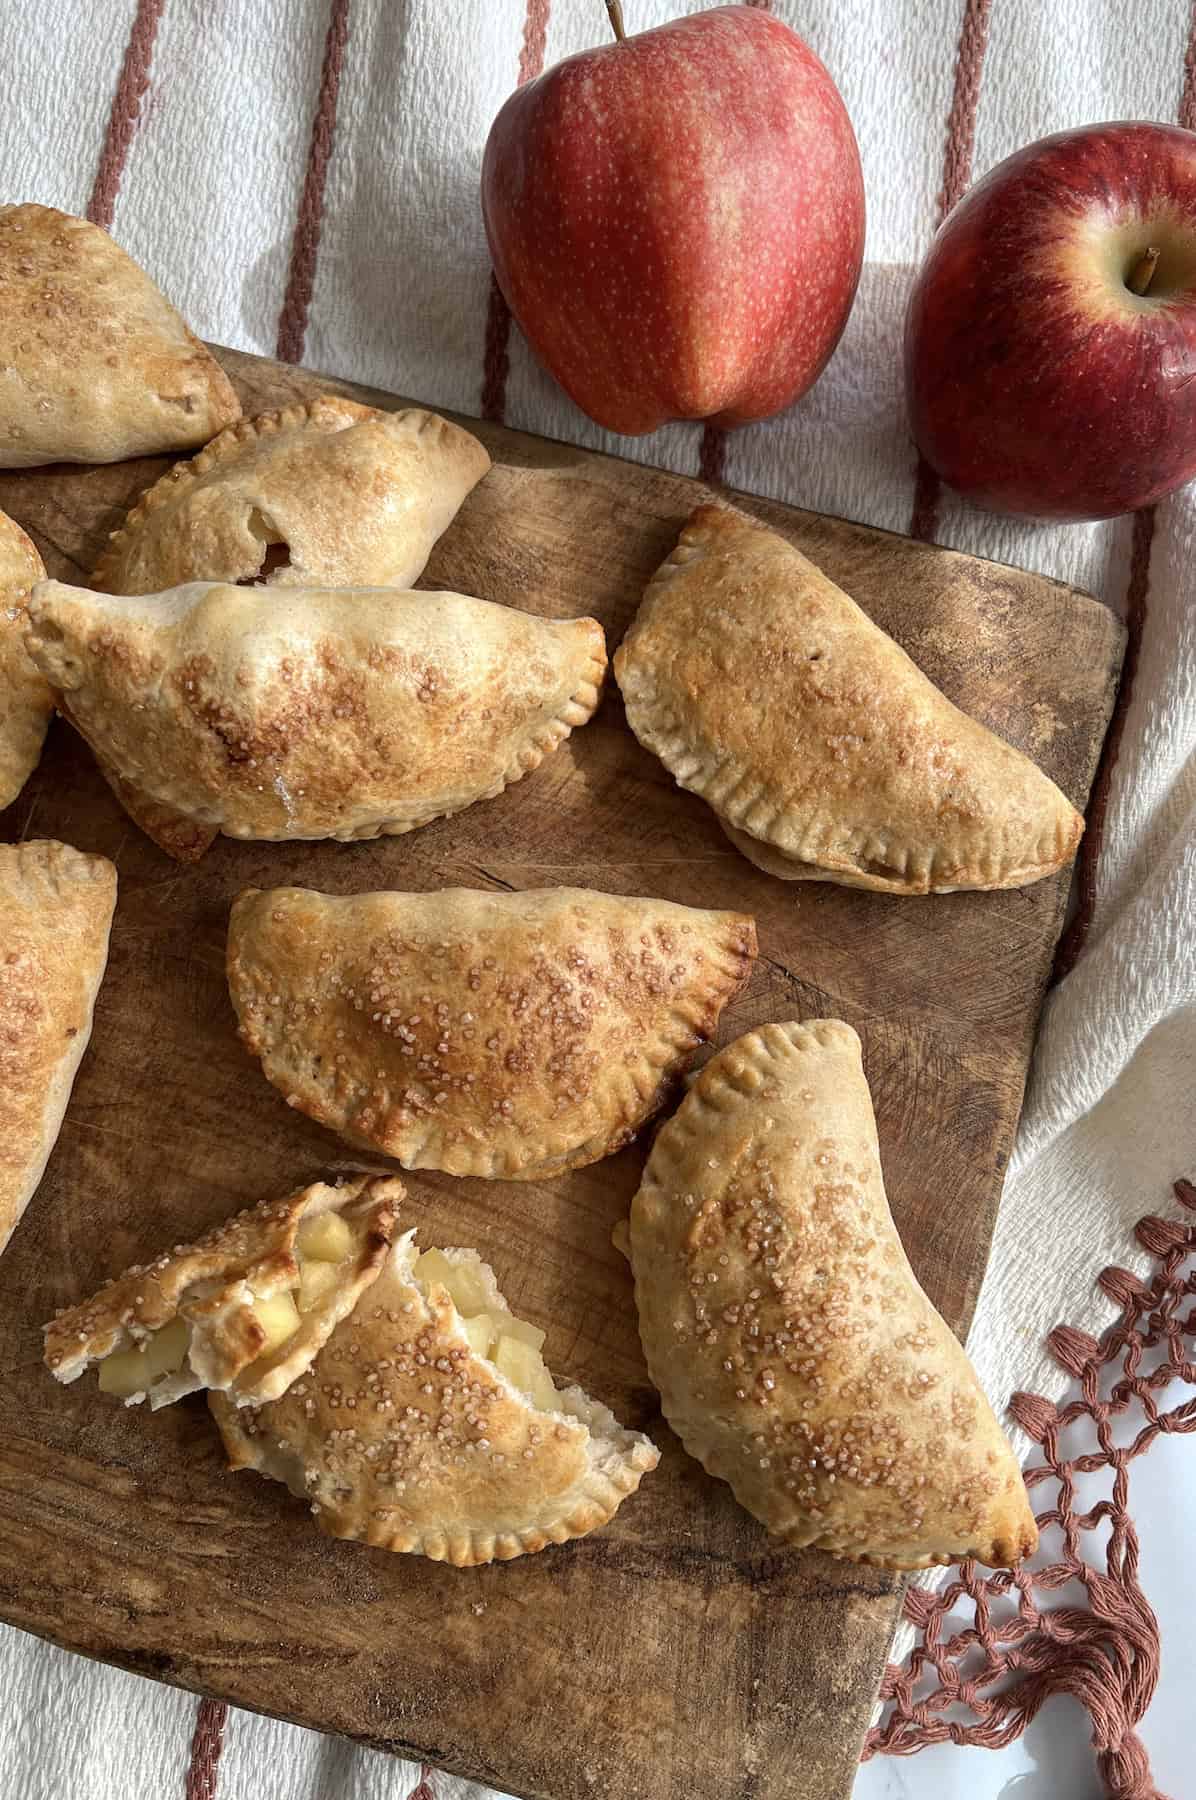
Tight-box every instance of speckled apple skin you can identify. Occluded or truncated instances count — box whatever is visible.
[906,121,1196,521]
[481,5,865,436]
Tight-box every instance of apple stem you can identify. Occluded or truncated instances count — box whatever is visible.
[1127,246,1161,296]
[604,0,627,42]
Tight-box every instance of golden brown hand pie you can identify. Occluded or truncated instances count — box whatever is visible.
[92,396,490,594]
[0,840,116,1257]
[227,883,756,1180]
[0,204,240,467]
[630,1020,1038,1571]
[615,505,1083,895]
[211,1231,659,1564]
[0,507,52,808]
[25,580,606,861]
[44,1175,399,1408]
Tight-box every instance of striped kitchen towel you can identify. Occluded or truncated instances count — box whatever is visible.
[0,3,1192,1797]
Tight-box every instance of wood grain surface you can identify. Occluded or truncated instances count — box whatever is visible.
[0,347,1124,1800]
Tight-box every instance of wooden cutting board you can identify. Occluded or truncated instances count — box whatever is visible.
[0,347,1123,1800]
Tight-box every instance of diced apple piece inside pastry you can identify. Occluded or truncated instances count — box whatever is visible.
[210,1232,659,1565]
[631,1021,1038,1572]
[44,1176,400,1409]
[614,504,1084,895]
[91,395,491,595]
[297,1212,354,1264]
[24,580,607,863]
[227,883,756,1180]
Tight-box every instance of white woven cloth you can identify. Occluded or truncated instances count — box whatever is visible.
[1,3,1192,1797]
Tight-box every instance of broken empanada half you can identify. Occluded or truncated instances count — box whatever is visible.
[211,1230,659,1564]
[228,883,757,1180]
[0,204,240,467]
[92,395,490,594]
[24,581,606,861]
[614,505,1083,895]
[44,1175,399,1408]
[1,840,117,1257]
[0,506,52,808]
[630,1020,1038,1571]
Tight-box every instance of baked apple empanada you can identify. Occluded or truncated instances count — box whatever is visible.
[92,396,490,594]
[227,884,756,1179]
[44,1175,399,1408]
[0,506,53,808]
[0,204,240,467]
[615,505,1083,895]
[1,840,117,1257]
[25,581,606,861]
[211,1230,659,1564]
[630,1020,1038,1571]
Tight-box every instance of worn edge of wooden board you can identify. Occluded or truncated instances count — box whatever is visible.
[0,343,1127,1800]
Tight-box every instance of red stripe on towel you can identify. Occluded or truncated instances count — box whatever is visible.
[276,0,352,364]
[481,0,552,421]
[183,1697,228,1800]
[87,0,167,230]
[908,0,993,541]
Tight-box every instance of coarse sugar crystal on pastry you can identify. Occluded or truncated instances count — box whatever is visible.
[226,883,757,1180]
[629,1019,1038,1571]
[23,580,607,861]
[210,1230,659,1564]
[614,503,1084,895]
[1,839,117,1259]
[44,1175,399,1409]
[92,395,491,594]
[0,203,240,467]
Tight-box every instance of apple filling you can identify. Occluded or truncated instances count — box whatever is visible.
[412,1247,560,1413]
[97,1209,357,1400]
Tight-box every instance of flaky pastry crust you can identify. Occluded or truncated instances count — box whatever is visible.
[630,1020,1038,1570]
[0,204,240,467]
[614,505,1083,895]
[25,580,606,861]
[227,883,757,1180]
[0,507,52,808]
[211,1233,659,1564]
[44,1175,399,1407]
[92,395,490,594]
[0,840,116,1256]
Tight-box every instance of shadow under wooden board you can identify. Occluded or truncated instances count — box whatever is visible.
[0,345,1124,1800]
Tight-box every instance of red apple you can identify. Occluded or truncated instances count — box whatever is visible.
[481,4,864,435]
[905,121,1196,521]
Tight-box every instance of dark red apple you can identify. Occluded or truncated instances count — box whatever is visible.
[481,3,864,435]
[906,120,1196,520]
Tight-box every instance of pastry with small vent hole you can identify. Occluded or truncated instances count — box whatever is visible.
[630,1020,1038,1571]
[92,395,490,594]
[211,1231,659,1564]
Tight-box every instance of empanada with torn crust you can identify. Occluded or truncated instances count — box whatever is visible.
[0,204,240,467]
[0,507,52,808]
[1,840,116,1257]
[211,1230,659,1564]
[227,884,756,1180]
[630,1020,1038,1571]
[615,505,1083,895]
[24,581,606,861]
[44,1175,399,1408]
[92,396,490,594]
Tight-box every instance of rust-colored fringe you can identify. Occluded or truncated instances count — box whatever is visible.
[865,1177,1195,1800]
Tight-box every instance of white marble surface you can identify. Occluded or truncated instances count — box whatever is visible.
[853,1382,1191,1799]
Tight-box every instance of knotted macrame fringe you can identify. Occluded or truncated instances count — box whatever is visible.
[863,1177,1196,1800]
